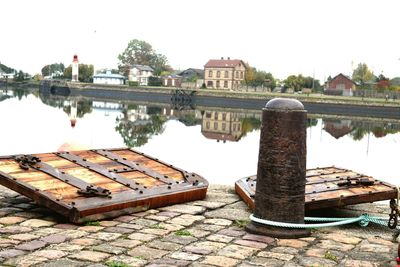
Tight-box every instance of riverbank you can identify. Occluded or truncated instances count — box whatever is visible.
[4,80,400,108]
[0,184,396,266]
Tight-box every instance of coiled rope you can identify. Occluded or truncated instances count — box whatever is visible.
[249,213,392,229]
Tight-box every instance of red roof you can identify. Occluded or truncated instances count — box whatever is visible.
[204,59,243,68]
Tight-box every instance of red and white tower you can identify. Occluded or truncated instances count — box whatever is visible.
[72,55,79,82]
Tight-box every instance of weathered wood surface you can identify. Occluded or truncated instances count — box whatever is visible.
[235,167,397,211]
[0,148,208,223]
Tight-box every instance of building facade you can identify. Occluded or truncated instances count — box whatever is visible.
[162,74,182,87]
[129,65,154,86]
[204,58,246,90]
[93,71,125,85]
[326,73,356,96]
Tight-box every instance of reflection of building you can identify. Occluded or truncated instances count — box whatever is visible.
[92,101,123,116]
[204,58,246,90]
[93,71,125,85]
[129,65,154,86]
[201,111,243,142]
[127,105,151,122]
[325,73,356,96]
[323,119,353,139]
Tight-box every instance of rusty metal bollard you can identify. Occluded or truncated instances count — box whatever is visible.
[246,98,310,238]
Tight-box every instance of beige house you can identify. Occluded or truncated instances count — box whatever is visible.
[204,58,246,90]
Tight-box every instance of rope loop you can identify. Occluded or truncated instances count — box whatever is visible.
[250,213,394,229]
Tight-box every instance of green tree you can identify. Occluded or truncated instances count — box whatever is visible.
[14,70,25,81]
[118,39,171,76]
[41,63,65,77]
[352,63,374,88]
[244,64,255,88]
[283,74,305,92]
[63,64,94,83]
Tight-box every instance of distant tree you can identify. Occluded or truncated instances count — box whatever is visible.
[243,64,276,90]
[118,39,171,76]
[352,63,374,88]
[63,64,94,82]
[14,70,25,81]
[375,73,390,91]
[41,63,65,77]
[244,64,254,88]
[283,74,305,91]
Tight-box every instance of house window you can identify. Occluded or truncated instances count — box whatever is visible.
[238,124,241,131]
[235,71,239,79]
[214,112,218,120]
[216,80,220,88]
[206,112,212,118]
[207,81,213,87]
[233,124,236,131]
[206,121,210,129]
[222,123,226,131]
[222,113,226,120]
[208,70,213,77]
[240,72,244,79]
[224,71,228,78]
[217,71,220,78]
[214,122,218,130]
[224,81,228,88]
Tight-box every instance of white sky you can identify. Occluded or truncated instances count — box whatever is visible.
[1,0,400,81]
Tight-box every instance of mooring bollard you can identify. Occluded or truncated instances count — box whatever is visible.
[246,98,310,238]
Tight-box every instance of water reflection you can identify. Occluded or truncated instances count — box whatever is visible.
[35,93,400,147]
[115,105,167,147]
[322,118,400,140]
[0,90,399,185]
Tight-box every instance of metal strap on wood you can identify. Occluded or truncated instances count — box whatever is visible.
[92,149,177,185]
[56,152,146,191]
[33,161,112,197]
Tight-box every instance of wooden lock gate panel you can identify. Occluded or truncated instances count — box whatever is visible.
[0,148,208,223]
[235,166,397,211]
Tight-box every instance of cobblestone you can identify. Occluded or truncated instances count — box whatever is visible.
[69,250,111,262]
[0,185,396,266]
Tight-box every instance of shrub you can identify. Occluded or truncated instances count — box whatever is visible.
[128,81,139,87]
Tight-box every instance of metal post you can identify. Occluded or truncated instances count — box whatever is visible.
[246,98,310,238]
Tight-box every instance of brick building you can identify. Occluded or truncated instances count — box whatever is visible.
[326,73,356,96]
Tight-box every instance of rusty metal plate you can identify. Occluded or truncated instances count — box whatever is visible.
[235,167,397,211]
[0,148,208,223]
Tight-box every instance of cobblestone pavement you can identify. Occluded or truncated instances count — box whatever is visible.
[0,184,397,267]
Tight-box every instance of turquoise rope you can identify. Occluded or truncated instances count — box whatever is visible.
[249,214,390,229]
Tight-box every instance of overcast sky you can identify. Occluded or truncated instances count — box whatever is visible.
[1,0,399,81]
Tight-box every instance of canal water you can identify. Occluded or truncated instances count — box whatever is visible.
[0,89,399,186]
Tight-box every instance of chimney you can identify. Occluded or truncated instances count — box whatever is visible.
[221,57,224,60]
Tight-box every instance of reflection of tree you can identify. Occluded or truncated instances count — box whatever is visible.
[350,127,367,141]
[115,112,167,147]
[12,88,30,100]
[307,118,318,128]
[350,121,400,141]
[178,113,201,126]
[241,117,261,137]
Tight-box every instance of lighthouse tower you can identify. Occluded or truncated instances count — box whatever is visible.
[72,55,79,82]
